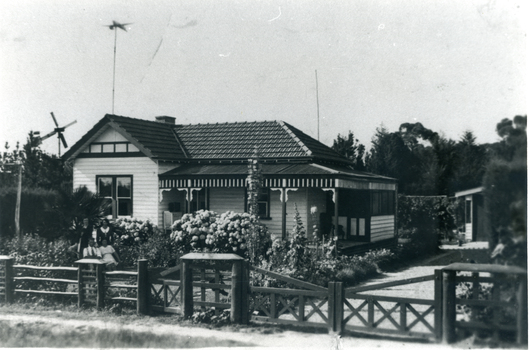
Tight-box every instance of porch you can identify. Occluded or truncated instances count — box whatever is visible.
[158,162,398,245]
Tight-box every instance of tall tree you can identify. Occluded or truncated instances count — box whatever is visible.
[483,115,527,265]
[450,131,488,192]
[365,127,420,193]
[331,131,366,171]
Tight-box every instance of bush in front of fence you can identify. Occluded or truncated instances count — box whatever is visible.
[0,233,78,299]
[255,207,395,288]
[0,233,76,267]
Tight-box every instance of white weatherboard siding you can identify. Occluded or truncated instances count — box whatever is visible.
[267,188,309,240]
[209,188,246,214]
[73,157,159,222]
[370,215,395,242]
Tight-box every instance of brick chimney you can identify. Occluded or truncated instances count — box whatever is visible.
[155,116,176,124]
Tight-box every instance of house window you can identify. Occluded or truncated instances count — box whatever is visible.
[465,200,472,224]
[257,188,270,218]
[97,175,133,218]
[371,191,395,216]
[246,188,270,218]
[187,188,207,213]
[87,142,139,154]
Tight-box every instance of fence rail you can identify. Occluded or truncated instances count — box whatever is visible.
[0,256,527,346]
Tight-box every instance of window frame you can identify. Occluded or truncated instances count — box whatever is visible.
[96,175,133,218]
[370,190,395,216]
[246,187,271,219]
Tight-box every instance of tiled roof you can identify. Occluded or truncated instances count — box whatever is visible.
[107,115,186,160]
[175,120,347,163]
[63,114,186,161]
[175,121,308,160]
[65,115,350,165]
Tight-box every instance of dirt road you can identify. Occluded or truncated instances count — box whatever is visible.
[0,312,454,349]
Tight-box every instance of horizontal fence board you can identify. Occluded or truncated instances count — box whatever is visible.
[192,282,231,289]
[251,286,328,298]
[455,321,517,332]
[159,266,181,277]
[110,297,136,302]
[251,315,328,328]
[104,271,137,276]
[194,301,230,309]
[455,276,497,283]
[14,265,78,272]
[14,277,78,284]
[191,262,233,271]
[107,284,138,289]
[344,324,435,338]
[15,289,77,296]
[250,266,327,292]
[346,275,435,293]
[345,294,435,305]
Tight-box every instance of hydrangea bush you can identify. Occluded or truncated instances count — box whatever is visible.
[170,210,271,259]
[113,217,157,246]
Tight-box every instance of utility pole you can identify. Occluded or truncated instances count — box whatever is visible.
[3,160,23,239]
[315,70,320,141]
[15,160,22,239]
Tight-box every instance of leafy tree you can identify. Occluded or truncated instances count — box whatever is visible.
[483,116,526,262]
[450,131,488,192]
[21,131,71,191]
[365,127,420,194]
[332,131,366,171]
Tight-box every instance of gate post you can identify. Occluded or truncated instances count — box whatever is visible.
[3,257,14,304]
[241,260,250,324]
[96,263,105,309]
[434,269,443,341]
[442,270,456,344]
[231,260,243,323]
[181,260,193,318]
[328,282,344,334]
[137,259,148,315]
[77,264,84,308]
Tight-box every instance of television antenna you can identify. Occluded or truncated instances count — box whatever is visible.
[36,112,77,157]
[104,21,132,114]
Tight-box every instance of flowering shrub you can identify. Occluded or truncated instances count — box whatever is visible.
[252,207,394,288]
[170,210,271,259]
[113,217,157,246]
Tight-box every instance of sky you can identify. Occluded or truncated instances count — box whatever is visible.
[0,0,526,157]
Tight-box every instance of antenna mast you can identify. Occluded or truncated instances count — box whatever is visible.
[315,70,320,141]
[112,28,117,114]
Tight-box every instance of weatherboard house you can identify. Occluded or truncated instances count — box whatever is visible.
[63,114,397,251]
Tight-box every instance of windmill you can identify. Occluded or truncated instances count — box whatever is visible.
[104,20,132,114]
[36,112,77,157]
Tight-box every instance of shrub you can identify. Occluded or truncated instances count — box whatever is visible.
[0,233,76,266]
[0,234,78,295]
[113,217,156,246]
[397,194,458,259]
[170,210,271,259]
[255,207,394,288]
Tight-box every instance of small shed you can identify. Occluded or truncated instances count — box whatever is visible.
[454,187,489,242]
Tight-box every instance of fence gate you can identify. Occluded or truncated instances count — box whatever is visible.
[342,270,442,340]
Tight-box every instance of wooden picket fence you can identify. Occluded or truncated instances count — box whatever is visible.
[0,256,149,314]
[1,255,527,345]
